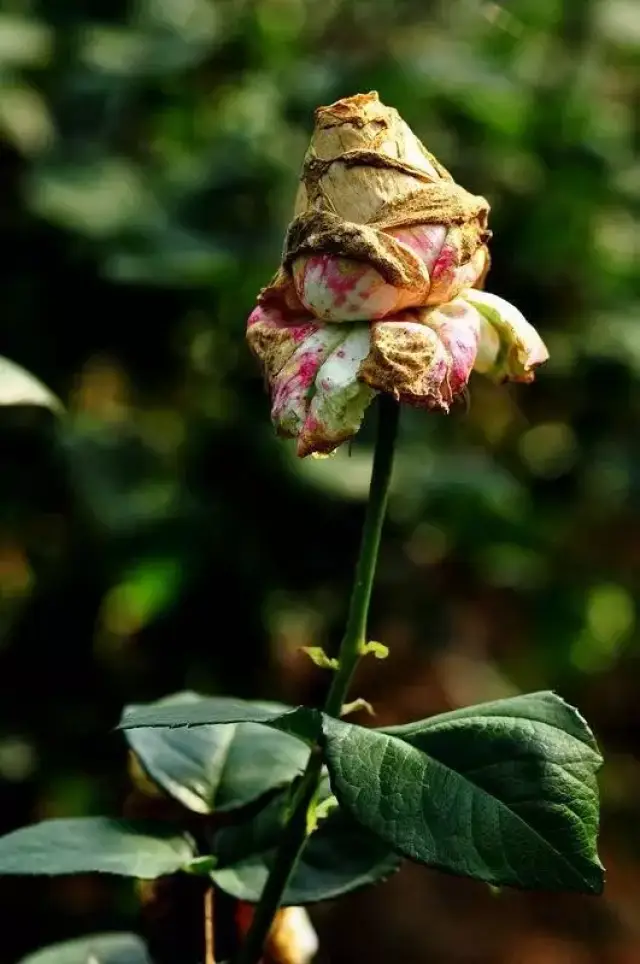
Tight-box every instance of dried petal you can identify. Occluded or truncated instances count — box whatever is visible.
[464,290,549,382]
[428,298,483,396]
[248,298,376,457]
[427,235,488,305]
[247,300,319,383]
[358,299,482,409]
[282,91,490,304]
[246,92,547,456]
[270,325,344,439]
[298,325,375,457]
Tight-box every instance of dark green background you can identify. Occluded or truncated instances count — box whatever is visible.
[0,0,638,961]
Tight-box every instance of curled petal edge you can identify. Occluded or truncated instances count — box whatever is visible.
[464,290,549,383]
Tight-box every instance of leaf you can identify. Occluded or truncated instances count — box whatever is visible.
[211,783,401,905]
[119,696,319,746]
[0,356,62,412]
[125,692,310,814]
[19,934,151,964]
[321,692,604,894]
[0,818,195,878]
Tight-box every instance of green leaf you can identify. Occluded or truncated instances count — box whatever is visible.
[321,692,604,894]
[211,783,401,905]
[0,356,62,412]
[119,696,319,745]
[19,934,151,964]
[0,818,195,878]
[125,692,310,814]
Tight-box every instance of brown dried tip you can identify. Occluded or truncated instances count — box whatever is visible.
[279,90,491,298]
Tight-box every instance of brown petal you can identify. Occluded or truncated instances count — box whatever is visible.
[358,312,452,409]
[358,300,482,409]
[281,92,490,305]
[246,280,318,385]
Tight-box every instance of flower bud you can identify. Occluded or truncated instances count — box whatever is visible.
[247,92,548,456]
[278,91,490,321]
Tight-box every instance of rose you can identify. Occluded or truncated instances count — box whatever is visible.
[247,92,548,457]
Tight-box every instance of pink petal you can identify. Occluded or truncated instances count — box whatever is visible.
[270,325,344,439]
[421,299,483,397]
[427,235,488,305]
[386,223,447,274]
[298,326,375,457]
[247,301,319,383]
[292,255,409,322]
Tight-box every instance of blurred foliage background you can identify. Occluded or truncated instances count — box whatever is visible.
[0,0,638,960]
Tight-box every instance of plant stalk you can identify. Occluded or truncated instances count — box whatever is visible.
[204,886,215,964]
[234,395,399,964]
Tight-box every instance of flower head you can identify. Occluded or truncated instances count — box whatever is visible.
[247,91,548,456]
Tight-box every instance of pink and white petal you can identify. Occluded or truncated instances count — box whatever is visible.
[419,298,482,397]
[246,301,319,383]
[298,325,376,457]
[464,290,549,382]
[293,255,408,323]
[427,241,488,305]
[358,312,452,409]
[271,326,345,439]
[386,223,447,274]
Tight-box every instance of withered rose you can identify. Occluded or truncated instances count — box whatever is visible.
[247,91,548,457]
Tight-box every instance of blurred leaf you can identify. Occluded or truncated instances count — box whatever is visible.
[0,15,52,68]
[0,357,62,412]
[211,784,401,905]
[20,934,151,964]
[27,160,161,238]
[125,691,309,814]
[0,85,55,155]
[120,697,320,745]
[134,0,219,45]
[79,26,212,76]
[0,818,194,878]
[322,692,604,893]
[104,228,232,285]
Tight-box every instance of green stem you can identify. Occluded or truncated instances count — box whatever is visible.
[323,394,399,717]
[234,395,399,964]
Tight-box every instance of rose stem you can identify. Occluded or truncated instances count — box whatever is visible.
[235,394,399,964]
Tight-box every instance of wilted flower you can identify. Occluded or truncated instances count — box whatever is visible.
[247,91,548,456]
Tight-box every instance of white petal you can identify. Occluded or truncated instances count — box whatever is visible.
[464,289,549,381]
[271,325,344,437]
[298,325,375,456]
